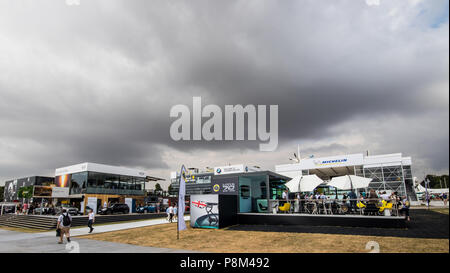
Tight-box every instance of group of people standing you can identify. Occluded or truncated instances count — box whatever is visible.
[166,204,178,223]
[14,202,52,215]
[282,188,411,220]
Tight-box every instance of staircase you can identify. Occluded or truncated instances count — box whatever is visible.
[0,214,57,229]
[0,213,167,230]
[405,181,418,201]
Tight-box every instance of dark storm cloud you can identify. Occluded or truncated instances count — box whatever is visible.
[0,0,448,183]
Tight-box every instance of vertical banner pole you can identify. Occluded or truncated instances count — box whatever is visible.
[177,165,187,240]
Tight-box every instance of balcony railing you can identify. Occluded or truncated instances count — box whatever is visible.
[264,198,405,217]
[85,187,145,195]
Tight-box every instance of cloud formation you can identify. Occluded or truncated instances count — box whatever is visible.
[0,0,448,188]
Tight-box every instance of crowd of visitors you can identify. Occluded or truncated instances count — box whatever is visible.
[281,189,412,220]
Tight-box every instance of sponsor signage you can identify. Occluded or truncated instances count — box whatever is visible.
[51,187,70,198]
[214,164,246,175]
[290,154,365,170]
[313,158,348,166]
[210,177,238,195]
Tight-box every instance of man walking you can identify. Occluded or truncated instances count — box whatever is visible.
[168,205,174,223]
[57,209,72,244]
[88,209,95,233]
[23,203,29,215]
[173,204,178,221]
[348,191,357,213]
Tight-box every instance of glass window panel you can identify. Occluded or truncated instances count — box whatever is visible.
[104,174,119,189]
[70,172,87,195]
[120,176,132,190]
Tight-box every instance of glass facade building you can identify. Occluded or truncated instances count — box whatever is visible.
[67,171,146,196]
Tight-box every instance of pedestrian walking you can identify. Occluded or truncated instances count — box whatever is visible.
[88,209,95,233]
[57,209,72,244]
[23,203,29,215]
[166,206,170,221]
[168,205,174,223]
[173,204,178,221]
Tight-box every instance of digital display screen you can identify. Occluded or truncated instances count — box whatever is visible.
[55,174,71,187]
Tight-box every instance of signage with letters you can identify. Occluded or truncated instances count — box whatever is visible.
[210,177,238,195]
[52,187,70,198]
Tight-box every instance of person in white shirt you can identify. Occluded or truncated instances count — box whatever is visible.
[57,209,72,244]
[88,209,95,233]
[380,191,390,201]
[282,190,288,200]
[168,205,174,223]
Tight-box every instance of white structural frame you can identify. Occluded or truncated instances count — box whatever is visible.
[275,153,412,197]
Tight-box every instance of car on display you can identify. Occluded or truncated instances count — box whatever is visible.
[98,203,130,215]
[34,207,56,215]
[55,206,82,216]
[1,205,16,214]
[136,203,156,213]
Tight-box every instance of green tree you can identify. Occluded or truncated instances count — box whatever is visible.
[18,186,34,200]
[421,174,449,189]
[154,183,164,196]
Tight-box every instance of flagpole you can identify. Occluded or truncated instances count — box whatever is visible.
[177,165,182,240]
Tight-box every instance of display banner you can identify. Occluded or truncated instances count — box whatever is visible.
[125,198,133,213]
[190,194,219,229]
[55,174,71,187]
[51,187,70,198]
[87,197,97,213]
[211,177,238,195]
[178,165,187,232]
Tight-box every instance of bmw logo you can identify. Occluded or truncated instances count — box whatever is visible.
[216,168,222,174]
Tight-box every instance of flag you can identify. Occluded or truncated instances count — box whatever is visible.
[178,165,187,232]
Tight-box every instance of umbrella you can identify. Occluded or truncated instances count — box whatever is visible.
[327,175,372,190]
[285,174,324,192]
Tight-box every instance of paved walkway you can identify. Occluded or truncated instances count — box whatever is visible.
[0,216,194,253]
[38,216,190,237]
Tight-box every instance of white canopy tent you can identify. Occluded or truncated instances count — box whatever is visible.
[285,174,324,193]
[327,175,372,190]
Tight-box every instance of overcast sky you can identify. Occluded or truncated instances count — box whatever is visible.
[0,0,448,189]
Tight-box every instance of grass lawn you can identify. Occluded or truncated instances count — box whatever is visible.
[0,226,47,233]
[79,222,449,253]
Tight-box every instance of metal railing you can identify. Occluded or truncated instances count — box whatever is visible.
[267,198,403,217]
[85,187,145,195]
